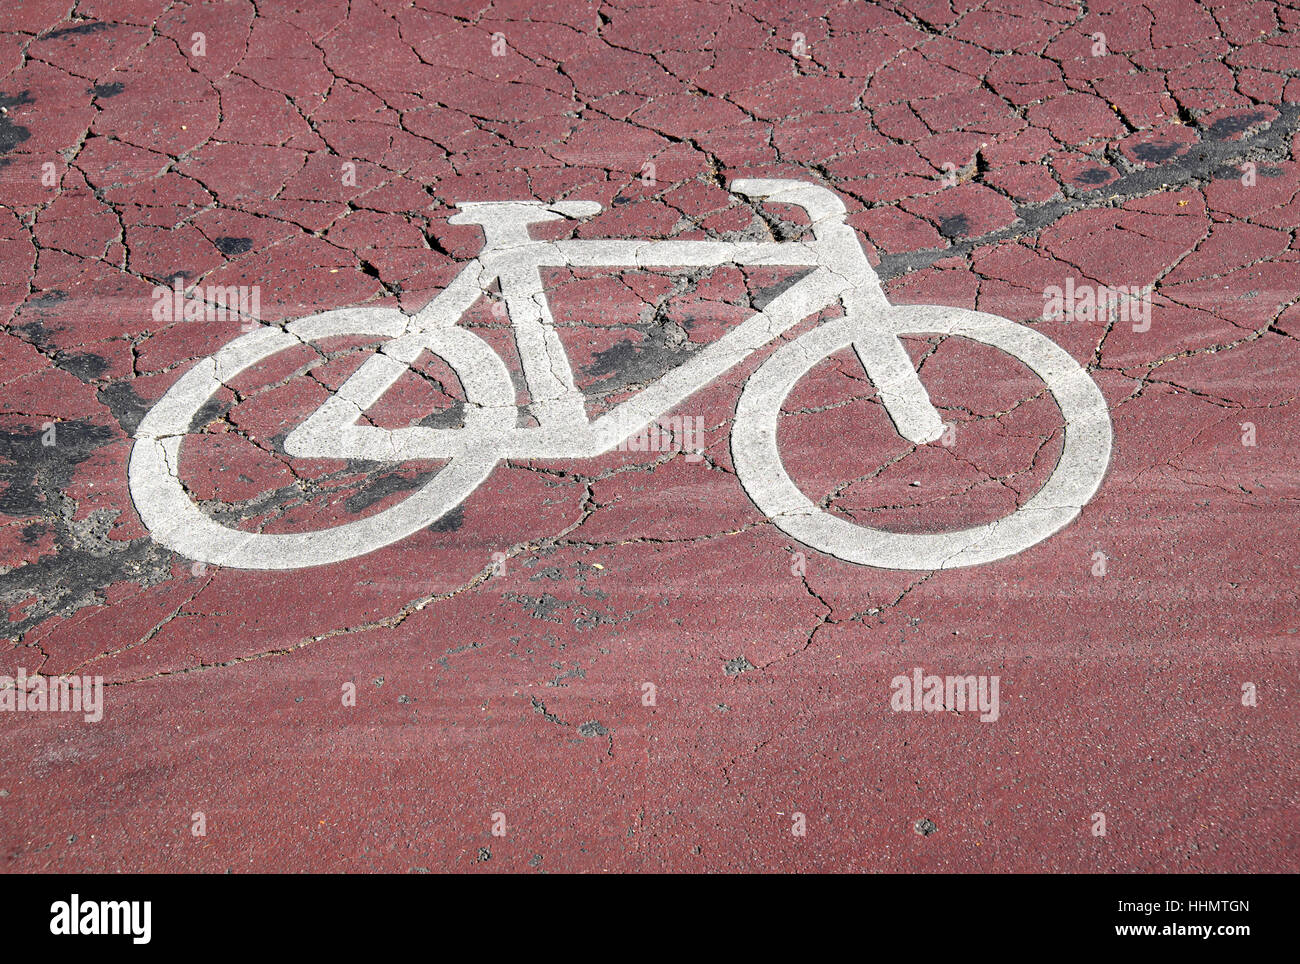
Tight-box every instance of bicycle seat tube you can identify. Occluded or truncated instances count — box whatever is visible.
[449,201,599,435]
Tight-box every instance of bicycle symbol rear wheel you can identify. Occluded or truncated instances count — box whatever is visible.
[128,305,514,570]
[731,306,1112,570]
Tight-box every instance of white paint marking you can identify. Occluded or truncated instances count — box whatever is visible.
[129,180,1112,570]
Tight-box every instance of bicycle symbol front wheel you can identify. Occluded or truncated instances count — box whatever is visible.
[731,307,1112,570]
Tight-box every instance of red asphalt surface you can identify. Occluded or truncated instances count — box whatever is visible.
[1,0,1297,873]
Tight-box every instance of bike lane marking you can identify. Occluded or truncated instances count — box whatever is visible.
[129,182,1112,571]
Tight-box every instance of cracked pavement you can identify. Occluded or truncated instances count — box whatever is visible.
[0,0,1297,872]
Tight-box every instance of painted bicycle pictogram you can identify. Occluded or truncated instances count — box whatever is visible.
[129,180,1112,571]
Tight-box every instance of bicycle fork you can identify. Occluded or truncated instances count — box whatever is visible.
[842,290,947,446]
[751,181,946,447]
[722,179,945,446]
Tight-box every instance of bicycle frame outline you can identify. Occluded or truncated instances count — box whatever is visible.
[281,179,944,466]
[128,179,1111,571]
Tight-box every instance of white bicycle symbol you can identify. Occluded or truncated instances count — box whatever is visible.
[129,180,1111,571]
